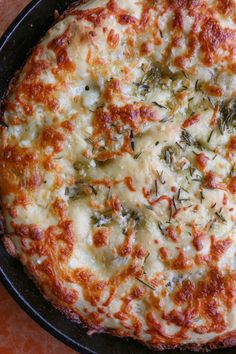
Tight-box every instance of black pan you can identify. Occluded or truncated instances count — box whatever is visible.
[0,1,235,353]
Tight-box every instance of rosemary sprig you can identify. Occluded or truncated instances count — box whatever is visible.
[152,101,168,109]
[200,191,205,203]
[195,80,199,91]
[92,212,113,227]
[145,204,154,211]
[160,116,171,123]
[157,170,166,184]
[154,179,158,197]
[189,166,196,177]
[177,188,181,201]
[181,129,195,146]
[215,210,226,223]
[89,185,97,195]
[192,151,199,156]
[207,129,214,143]
[158,223,165,236]
[136,277,156,291]
[107,187,111,200]
[218,99,236,135]
[229,164,235,177]
[208,96,214,108]
[144,252,150,263]
[172,197,177,210]
[134,152,142,160]
[135,66,161,96]
[177,187,190,203]
[142,252,150,275]
[192,177,203,183]
[176,142,184,151]
[164,147,174,167]
[130,129,135,151]
[182,70,188,79]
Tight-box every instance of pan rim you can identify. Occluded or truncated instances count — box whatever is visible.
[0,262,93,354]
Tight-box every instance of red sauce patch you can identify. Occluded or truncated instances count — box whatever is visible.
[204,171,226,190]
[143,188,173,208]
[141,41,154,56]
[172,250,193,270]
[205,84,224,97]
[118,14,138,25]
[195,152,209,171]
[124,176,136,192]
[93,227,111,248]
[166,226,178,242]
[61,119,75,132]
[103,79,121,101]
[199,17,235,65]
[52,198,68,219]
[210,235,232,261]
[109,104,158,130]
[210,105,220,128]
[192,224,205,251]
[228,176,236,194]
[182,113,201,128]
[174,279,195,304]
[173,10,184,30]
[132,244,146,259]
[216,0,235,16]
[107,29,120,48]
[173,55,188,69]
[41,126,66,153]
[106,195,122,214]
[118,222,136,257]
[228,136,236,154]
[159,247,170,262]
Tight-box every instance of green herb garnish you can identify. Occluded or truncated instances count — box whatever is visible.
[136,277,156,291]
[130,129,135,151]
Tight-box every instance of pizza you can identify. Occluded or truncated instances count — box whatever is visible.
[1,0,236,350]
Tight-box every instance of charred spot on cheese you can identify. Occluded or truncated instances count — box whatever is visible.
[1,0,236,350]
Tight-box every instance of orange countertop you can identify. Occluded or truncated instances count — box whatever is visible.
[0,1,77,353]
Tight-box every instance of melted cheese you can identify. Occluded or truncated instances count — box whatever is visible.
[1,0,236,350]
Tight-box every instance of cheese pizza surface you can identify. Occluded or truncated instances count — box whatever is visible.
[1,0,236,350]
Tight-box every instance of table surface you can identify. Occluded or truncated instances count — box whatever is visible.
[0,1,77,353]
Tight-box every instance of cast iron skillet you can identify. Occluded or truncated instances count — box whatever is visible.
[0,1,235,353]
